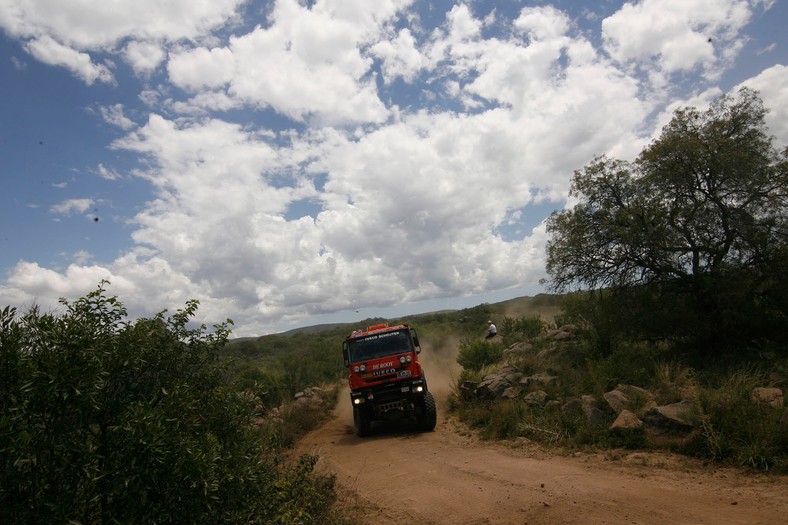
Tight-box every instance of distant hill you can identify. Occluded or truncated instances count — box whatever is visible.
[232,294,562,341]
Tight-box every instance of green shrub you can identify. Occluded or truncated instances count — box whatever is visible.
[689,369,788,471]
[0,285,340,524]
[457,338,504,371]
[501,315,547,342]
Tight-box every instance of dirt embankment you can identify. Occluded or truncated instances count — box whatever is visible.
[297,349,788,525]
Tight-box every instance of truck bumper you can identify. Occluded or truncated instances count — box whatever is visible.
[350,378,428,418]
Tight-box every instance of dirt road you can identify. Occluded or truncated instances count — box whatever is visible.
[297,385,788,524]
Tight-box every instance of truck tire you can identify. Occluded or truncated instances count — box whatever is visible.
[353,405,372,437]
[418,391,437,432]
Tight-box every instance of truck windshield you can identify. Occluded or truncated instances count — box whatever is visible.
[347,330,413,362]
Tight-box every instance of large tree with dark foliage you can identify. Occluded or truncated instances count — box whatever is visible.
[545,88,787,351]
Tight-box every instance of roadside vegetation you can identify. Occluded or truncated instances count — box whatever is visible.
[450,89,788,472]
[0,284,348,525]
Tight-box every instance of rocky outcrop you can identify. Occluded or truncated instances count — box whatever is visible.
[293,386,329,405]
[466,366,558,405]
[458,358,788,453]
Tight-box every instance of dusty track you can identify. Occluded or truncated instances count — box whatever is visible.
[297,384,788,525]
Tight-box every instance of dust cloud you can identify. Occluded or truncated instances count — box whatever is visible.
[418,335,462,411]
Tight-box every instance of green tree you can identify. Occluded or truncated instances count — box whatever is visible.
[545,88,788,350]
[0,284,336,524]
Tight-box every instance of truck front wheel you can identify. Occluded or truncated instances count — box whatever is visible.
[353,405,372,437]
[418,391,437,432]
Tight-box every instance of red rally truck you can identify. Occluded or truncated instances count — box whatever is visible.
[343,323,437,437]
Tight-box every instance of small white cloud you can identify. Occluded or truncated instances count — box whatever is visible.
[99,103,135,130]
[25,35,114,85]
[97,163,121,181]
[72,250,93,265]
[11,56,27,70]
[51,198,95,216]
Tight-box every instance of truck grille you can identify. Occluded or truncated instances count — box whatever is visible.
[376,399,406,413]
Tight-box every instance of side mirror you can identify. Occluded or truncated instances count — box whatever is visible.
[342,344,350,367]
[411,330,421,353]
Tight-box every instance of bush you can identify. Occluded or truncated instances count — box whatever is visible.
[689,369,788,471]
[501,315,547,342]
[0,285,339,524]
[456,338,504,371]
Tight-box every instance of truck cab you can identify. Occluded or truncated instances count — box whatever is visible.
[343,323,437,437]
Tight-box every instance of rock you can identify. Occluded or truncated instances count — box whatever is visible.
[546,325,576,339]
[293,386,328,407]
[506,341,533,353]
[471,366,559,401]
[460,381,479,399]
[563,395,608,425]
[603,384,656,415]
[476,374,511,399]
[642,400,699,447]
[643,400,697,429]
[610,409,643,432]
[751,387,784,409]
[503,370,525,384]
[536,347,559,359]
[520,373,559,389]
[502,386,520,399]
[523,390,549,406]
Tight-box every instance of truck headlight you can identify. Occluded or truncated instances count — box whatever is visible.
[353,397,363,405]
[415,385,424,393]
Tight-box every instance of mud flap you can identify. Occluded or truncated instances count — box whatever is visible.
[353,404,372,437]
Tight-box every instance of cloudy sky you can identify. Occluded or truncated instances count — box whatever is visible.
[1,0,786,336]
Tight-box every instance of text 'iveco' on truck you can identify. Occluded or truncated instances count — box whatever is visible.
[342,323,437,437]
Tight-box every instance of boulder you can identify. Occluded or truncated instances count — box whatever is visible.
[642,400,697,429]
[751,387,784,409]
[460,381,479,399]
[520,373,559,389]
[523,390,549,406]
[545,325,577,341]
[293,386,328,407]
[506,341,533,353]
[642,400,699,446]
[610,409,643,433]
[563,395,608,425]
[471,366,559,401]
[603,384,656,415]
[476,374,512,399]
[502,386,520,399]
